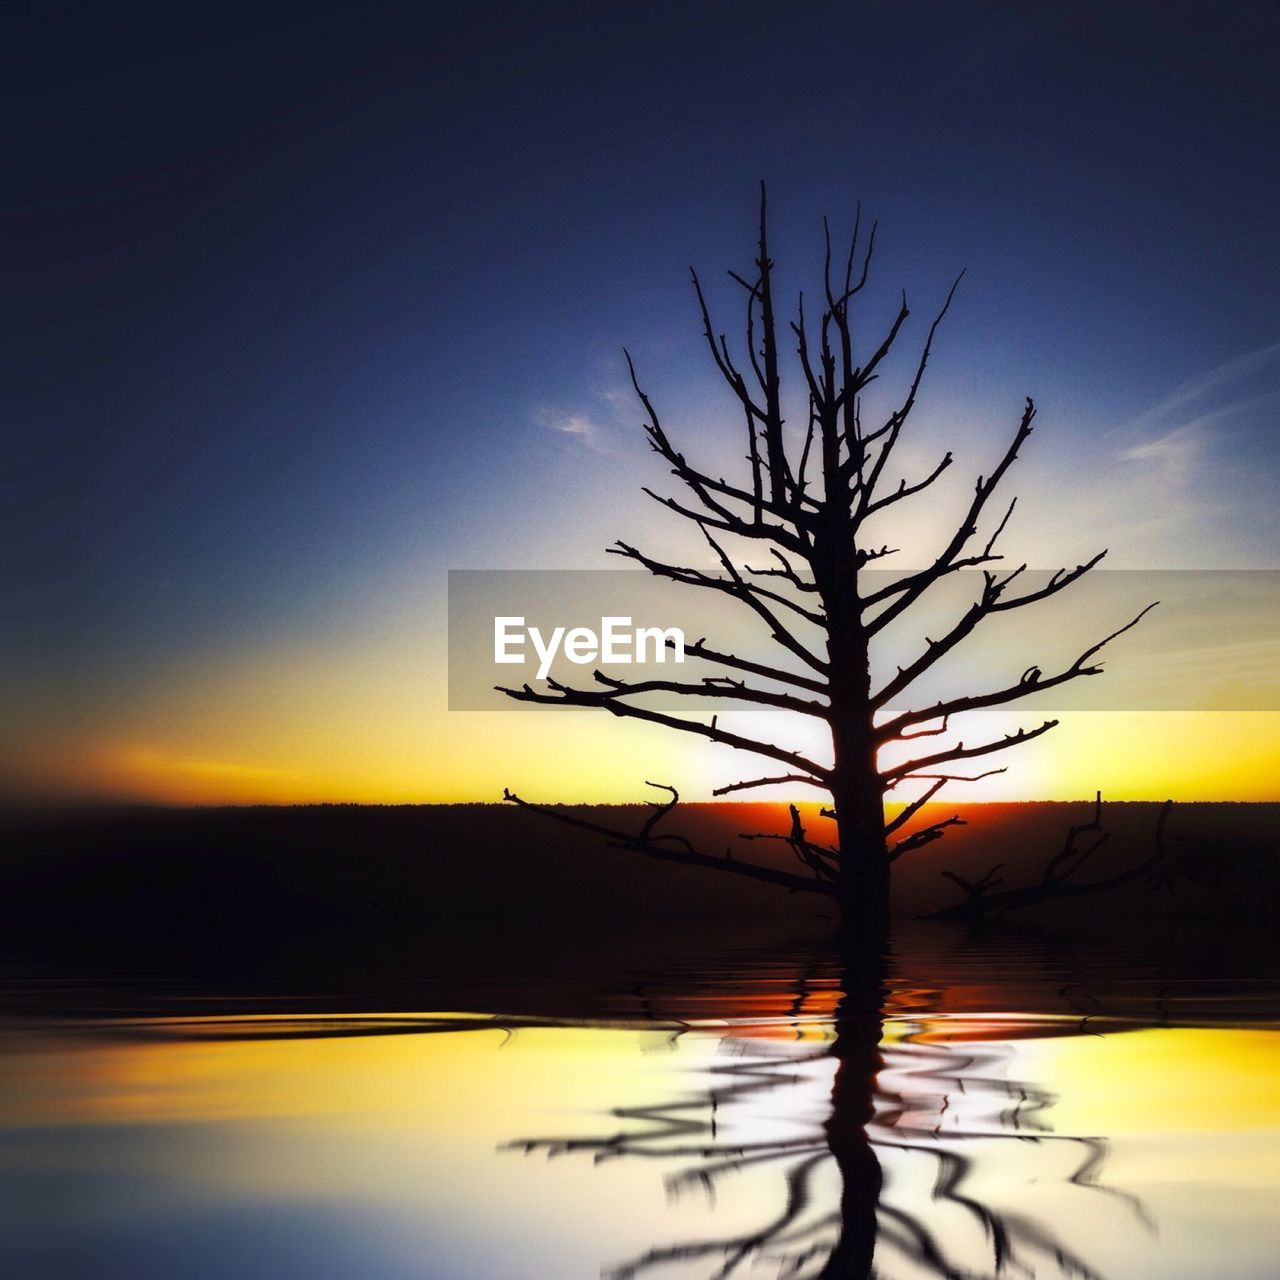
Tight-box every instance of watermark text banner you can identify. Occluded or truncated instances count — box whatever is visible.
[447,569,1280,712]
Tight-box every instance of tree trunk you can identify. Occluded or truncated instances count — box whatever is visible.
[821,542,890,947]
[830,740,889,947]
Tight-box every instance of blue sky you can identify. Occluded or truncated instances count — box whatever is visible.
[3,1,1278,800]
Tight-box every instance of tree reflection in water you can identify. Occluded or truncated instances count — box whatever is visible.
[507,955,1152,1279]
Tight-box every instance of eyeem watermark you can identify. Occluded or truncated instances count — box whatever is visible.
[494,616,685,680]
[449,568,1280,711]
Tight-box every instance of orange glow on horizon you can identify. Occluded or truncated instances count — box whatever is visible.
[8,708,1277,806]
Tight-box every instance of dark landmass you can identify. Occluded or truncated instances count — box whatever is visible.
[0,801,1275,1017]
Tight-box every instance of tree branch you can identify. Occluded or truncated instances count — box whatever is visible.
[881,720,1059,784]
[501,784,835,897]
[923,795,1175,921]
[498,679,831,779]
[875,601,1159,740]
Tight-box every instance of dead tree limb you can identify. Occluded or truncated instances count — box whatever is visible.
[502,784,837,899]
[923,794,1175,923]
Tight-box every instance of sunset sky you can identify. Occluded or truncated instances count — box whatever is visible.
[4,1,1278,804]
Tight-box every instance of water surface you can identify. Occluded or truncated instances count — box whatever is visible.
[2,933,1277,1278]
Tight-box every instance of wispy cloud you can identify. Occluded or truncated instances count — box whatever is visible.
[1099,340,1280,559]
[533,376,638,453]
[1118,421,1204,485]
[1004,339,1280,566]
[533,406,612,452]
[1117,341,1280,480]
[1120,385,1280,485]
[1123,340,1280,439]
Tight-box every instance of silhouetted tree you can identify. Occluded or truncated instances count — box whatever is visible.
[502,186,1152,944]
[926,792,1174,925]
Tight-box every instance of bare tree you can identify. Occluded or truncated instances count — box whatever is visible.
[925,793,1174,925]
[501,185,1152,944]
